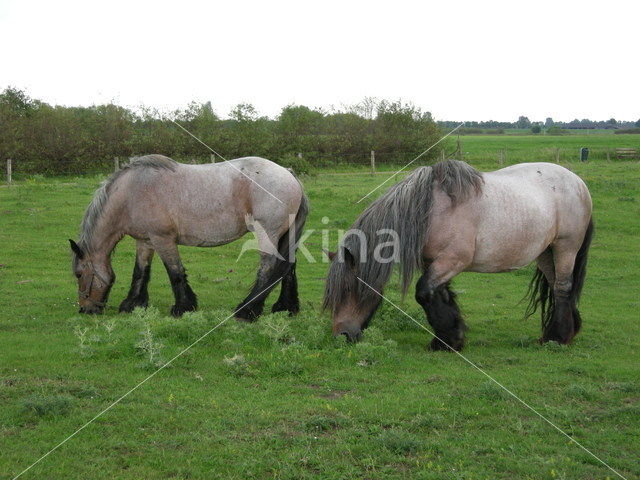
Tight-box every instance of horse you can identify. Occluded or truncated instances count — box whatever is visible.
[70,154,308,320]
[324,160,593,350]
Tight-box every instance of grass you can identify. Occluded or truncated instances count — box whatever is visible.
[0,149,639,479]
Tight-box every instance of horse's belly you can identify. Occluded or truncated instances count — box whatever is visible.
[176,211,248,247]
[468,187,556,272]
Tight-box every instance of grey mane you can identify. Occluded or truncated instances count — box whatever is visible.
[77,155,177,253]
[323,159,483,313]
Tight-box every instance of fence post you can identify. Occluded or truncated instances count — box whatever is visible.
[440,149,446,161]
[6,159,12,184]
[210,153,216,163]
[370,150,376,174]
[606,149,611,162]
[555,148,560,163]
[297,153,303,160]
[114,157,120,172]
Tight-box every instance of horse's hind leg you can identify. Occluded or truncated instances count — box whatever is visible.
[119,240,154,313]
[271,261,300,315]
[542,242,579,344]
[415,257,468,351]
[151,236,197,317]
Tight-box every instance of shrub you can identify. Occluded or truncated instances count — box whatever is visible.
[276,153,315,175]
[547,126,568,135]
[531,125,542,134]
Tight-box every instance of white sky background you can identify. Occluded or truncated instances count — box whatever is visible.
[0,0,638,122]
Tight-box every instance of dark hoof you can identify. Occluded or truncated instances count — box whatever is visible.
[170,303,197,317]
[118,297,148,313]
[429,336,464,352]
[235,303,262,322]
[540,335,573,345]
[271,301,300,316]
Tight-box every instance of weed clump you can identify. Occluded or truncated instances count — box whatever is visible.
[21,395,73,417]
[377,429,422,454]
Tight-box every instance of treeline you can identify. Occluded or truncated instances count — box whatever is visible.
[440,116,639,132]
[0,88,441,174]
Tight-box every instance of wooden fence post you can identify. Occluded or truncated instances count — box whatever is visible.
[498,150,504,166]
[210,153,216,163]
[555,148,560,163]
[6,159,12,184]
[440,149,446,161]
[370,150,376,174]
[114,157,120,172]
[297,153,303,160]
[606,149,611,162]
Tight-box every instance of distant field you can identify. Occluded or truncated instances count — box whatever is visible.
[0,159,638,479]
[452,133,640,164]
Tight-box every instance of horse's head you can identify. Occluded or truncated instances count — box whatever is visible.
[324,249,381,342]
[69,239,115,314]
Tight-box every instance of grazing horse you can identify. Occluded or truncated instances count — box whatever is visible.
[70,155,308,319]
[324,160,593,350]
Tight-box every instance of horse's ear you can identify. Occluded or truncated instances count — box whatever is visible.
[69,239,84,259]
[342,247,356,269]
[323,249,337,261]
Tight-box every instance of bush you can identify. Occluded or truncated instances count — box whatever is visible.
[547,126,568,135]
[531,125,542,134]
[276,153,315,175]
[614,128,640,134]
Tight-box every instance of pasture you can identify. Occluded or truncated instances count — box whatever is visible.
[0,156,639,479]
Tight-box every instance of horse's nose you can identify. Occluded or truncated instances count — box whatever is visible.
[337,327,362,343]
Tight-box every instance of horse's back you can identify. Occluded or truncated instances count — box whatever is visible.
[467,163,591,272]
[120,156,303,247]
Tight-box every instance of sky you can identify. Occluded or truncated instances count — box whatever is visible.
[1,0,638,122]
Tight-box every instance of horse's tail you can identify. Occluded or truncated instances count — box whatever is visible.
[526,217,594,332]
[568,217,594,332]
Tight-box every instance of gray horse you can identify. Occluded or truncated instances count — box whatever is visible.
[324,160,593,350]
[70,155,308,319]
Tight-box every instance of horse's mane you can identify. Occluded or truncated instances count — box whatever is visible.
[323,159,483,313]
[77,155,177,254]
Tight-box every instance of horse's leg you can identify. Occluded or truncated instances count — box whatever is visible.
[542,242,578,344]
[235,229,290,322]
[119,241,154,313]
[150,236,197,317]
[415,256,467,351]
[271,261,300,315]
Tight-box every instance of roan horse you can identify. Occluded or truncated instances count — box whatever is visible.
[70,155,308,320]
[324,160,593,350]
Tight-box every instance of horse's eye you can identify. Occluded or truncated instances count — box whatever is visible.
[76,273,81,279]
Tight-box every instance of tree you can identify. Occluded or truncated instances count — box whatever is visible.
[531,125,542,134]
[544,117,554,128]
[516,116,531,129]
[607,118,617,125]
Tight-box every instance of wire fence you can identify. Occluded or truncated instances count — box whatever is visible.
[3,146,638,182]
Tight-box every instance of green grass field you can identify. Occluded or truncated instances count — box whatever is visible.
[1,153,639,479]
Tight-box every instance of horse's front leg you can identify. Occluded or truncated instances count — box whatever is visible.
[119,240,154,313]
[415,254,468,352]
[151,236,197,317]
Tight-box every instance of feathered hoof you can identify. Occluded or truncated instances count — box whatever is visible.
[429,336,464,352]
[170,303,197,317]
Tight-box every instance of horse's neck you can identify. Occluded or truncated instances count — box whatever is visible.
[85,211,124,261]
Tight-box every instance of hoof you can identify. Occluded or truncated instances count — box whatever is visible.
[170,303,197,317]
[234,304,262,322]
[271,301,300,316]
[118,297,148,313]
[429,336,464,352]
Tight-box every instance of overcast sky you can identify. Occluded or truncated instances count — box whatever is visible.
[1,0,638,122]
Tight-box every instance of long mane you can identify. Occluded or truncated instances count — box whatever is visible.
[76,155,176,255]
[323,159,483,313]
